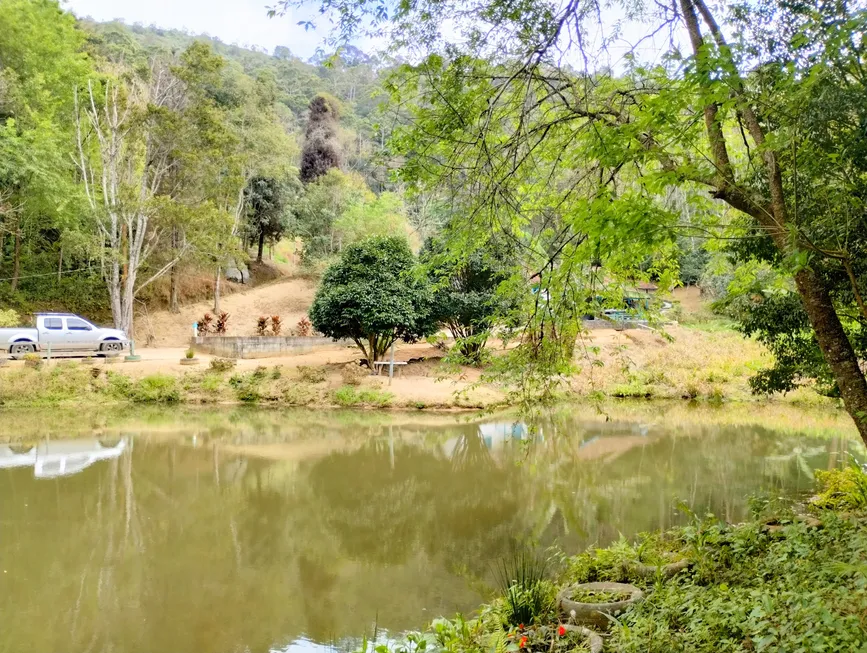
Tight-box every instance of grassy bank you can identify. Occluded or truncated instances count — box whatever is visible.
[0,361,492,410]
[378,466,867,653]
[0,322,835,410]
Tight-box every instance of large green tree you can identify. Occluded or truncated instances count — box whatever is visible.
[281,0,867,445]
[309,236,436,363]
[0,0,92,293]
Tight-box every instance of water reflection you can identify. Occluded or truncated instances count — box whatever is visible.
[0,407,863,653]
[0,438,126,478]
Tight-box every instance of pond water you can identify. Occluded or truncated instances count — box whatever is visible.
[0,403,863,653]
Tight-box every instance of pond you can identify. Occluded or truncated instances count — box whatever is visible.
[0,402,863,653]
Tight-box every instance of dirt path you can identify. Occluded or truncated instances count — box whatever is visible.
[136,276,319,347]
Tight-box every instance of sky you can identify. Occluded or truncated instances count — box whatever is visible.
[63,0,333,59]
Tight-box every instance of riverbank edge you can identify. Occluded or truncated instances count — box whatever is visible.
[0,358,843,413]
[376,467,867,653]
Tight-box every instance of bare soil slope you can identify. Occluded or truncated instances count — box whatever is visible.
[137,276,318,347]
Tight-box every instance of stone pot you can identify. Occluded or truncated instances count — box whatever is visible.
[559,582,644,629]
[180,358,200,366]
[560,625,603,653]
[0,358,8,368]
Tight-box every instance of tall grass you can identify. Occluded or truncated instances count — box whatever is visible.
[494,549,552,627]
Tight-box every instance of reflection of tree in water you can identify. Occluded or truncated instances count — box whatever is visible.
[449,428,495,472]
[306,433,526,578]
[298,553,339,641]
[517,420,846,552]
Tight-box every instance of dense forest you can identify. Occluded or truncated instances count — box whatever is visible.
[0,0,417,330]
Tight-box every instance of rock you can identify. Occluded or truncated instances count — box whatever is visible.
[240,265,250,284]
[225,267,243,283]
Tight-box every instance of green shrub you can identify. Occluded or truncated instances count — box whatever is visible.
[23,353,42,369]
[229,371,263,402]
[208,358,237,373]
[332,385,393,407]
[495,550,554,627]
[135,375,181,403]
[812,464,867,511]
[116,374,181,403]
[0,309,20,327]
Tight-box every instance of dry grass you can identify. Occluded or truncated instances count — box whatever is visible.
[572,324,772,401]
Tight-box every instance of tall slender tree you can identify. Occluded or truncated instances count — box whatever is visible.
[299,94,342,183]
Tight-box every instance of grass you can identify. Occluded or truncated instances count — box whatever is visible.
[332,385,394,407]
[572,324,777,402]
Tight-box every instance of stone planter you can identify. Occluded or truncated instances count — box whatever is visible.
[559,582,644,629]
[81,358,95,366]
[561,625,603,653]
[180,358,200,366]
[0,358,7,368]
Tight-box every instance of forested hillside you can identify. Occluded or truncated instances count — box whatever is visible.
[0,2,403,329]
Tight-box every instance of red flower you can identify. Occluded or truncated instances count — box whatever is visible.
[518,624,524,630]
[558,625,566,637]
[519,636,528,648]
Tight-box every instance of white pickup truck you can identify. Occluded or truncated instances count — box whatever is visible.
[0,313,128,358]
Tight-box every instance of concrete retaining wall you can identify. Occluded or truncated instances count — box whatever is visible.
[191,336,349,359]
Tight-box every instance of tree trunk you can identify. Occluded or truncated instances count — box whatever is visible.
[213,265,222,313]
[257,232,265,263]
[0,230,5,270]
[57,245,63,283]
[10,227,20,292]
[170,264,180,314]
[794,268,867,445]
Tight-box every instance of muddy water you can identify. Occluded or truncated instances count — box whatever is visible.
[0,405,862,653]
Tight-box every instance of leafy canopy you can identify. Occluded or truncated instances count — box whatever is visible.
[309,236,437,362]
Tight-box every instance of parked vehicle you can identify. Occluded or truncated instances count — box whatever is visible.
[0,313,128,359]
[0,438,126,478]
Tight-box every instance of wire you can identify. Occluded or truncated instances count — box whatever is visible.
[0,266,97,283]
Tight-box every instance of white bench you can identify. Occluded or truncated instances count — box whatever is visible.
[372,360,408,377]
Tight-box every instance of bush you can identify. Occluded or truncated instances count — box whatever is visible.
[208,358,237,373]
[228,371,262,402]
[215,311,230,334]
[296,316,312,337]
[340,363,367,385]
[126,374,181,403]
[256,316,269,335]
[0,309,20,327]
[197,313,214,335]
[812,464,867,511]
[23,353,42,369]
[332,385,393,407]
[495,550,554,626]
[297,365,327,383]
[309,236,437,363]
[271,315,282,335]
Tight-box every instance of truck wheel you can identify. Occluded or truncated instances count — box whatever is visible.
[101,342,123,356]
[10,343,35,359]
